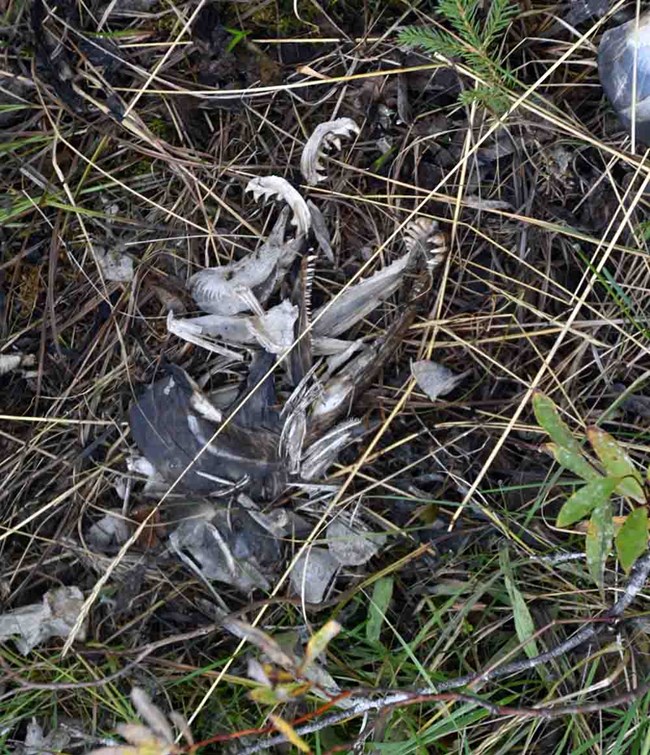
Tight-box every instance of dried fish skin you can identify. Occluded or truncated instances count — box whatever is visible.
[129,365,284,498]
[246,176,311,236]
[225,350,280,432]
[301,418,362,481]
[307,200,334,261]
[327,518,383,566]
[290,547,339,604]
[0,586,87,655]
[169,517,273,592]
[219,505,282,568]
[300,117,360,185]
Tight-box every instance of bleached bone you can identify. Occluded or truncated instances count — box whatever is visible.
[168,301,297,356]
[300,118,360,185]
[312,253,412,338]
[411,360,471,402]
[189,243,277,316]
[245,176,311,237]
[403,217,448,270]
[167,312,245,360]
[189,207,302,316]
[246,299,298,354]
[301,418,362,481]
[0,352,36,376]
[311,217,447,338]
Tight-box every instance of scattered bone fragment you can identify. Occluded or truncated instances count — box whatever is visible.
[20,720,70,755]
[86,512,131,551]
[246,176,311,236]
[300,118,360,185]
[411,360,470,402]
[95,247,133,282]
[0,352,36,376]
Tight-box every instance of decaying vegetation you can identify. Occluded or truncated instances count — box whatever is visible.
[1,0,649,752]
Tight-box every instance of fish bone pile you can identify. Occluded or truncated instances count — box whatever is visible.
[123,118,449,603]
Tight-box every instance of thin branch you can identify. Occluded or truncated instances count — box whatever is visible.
[235,682,650,755]
[233,551,650,754]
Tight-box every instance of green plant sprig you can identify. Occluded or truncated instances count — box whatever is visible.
[398,0,520,115]
[533,392,649,592]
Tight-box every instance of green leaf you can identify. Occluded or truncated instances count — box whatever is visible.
[615,508,648,573]
[250,684,299,705]
[586,498,614,592]
[587,427,645,503]
[366,576,394,644]
[556,477,618,528]
[499,549,539,659]
[532,392,583,455]
[544,442,600,482]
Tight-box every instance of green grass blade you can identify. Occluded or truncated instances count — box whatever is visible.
[499,548,539,659]
[366,576,394,644]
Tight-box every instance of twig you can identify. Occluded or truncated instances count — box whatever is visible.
[236,682,650,755]
[234,551,650,754]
